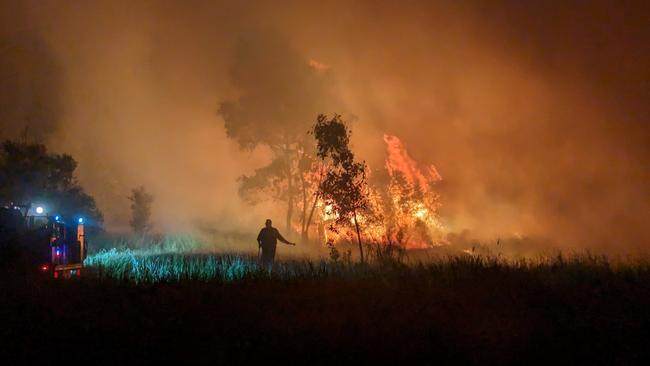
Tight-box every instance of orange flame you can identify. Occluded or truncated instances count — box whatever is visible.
[303,134,445,249]
[381,134,444,248]
[383,134,442,190]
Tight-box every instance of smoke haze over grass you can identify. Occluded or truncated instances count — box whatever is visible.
[0,0,648,254]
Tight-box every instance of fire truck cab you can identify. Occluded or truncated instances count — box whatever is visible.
[0,204,87,278]
[48,217,86,278]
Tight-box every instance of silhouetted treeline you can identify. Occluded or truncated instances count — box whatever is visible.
[0,140,102,225]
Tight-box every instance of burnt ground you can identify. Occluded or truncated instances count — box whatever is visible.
[1,264,649,365]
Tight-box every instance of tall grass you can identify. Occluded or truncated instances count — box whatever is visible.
[85,245,650,285]
[89,234,212,254]
[85,249,377,283]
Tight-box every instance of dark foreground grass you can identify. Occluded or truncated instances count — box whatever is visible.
[2,253,650,364]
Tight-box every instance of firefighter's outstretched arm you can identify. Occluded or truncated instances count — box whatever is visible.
[277,231,296,246]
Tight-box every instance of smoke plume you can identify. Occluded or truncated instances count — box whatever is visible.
[0,0,648,254]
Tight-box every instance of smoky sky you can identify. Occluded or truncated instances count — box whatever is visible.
[0,0,648,254]
[0,1,61,142]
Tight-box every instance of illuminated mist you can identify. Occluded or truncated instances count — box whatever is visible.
[1,0,648,254]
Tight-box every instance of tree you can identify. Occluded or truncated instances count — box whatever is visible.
[311,114,370,262]
[128,186,154,235]
[0,140,103,224]
[218,32,340,236]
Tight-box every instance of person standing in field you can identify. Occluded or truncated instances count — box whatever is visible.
[257,219,295,266]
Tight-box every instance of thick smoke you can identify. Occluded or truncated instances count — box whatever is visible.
[1,0,648,254]
[219,30,341,150]
[0,1,61,142]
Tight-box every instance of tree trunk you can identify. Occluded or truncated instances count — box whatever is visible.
[304,191,320,240]
[353,210,364,263]
[286,174,294,234]
[300,172,308,242]
[303,163,324,243]
[318,221,325,246]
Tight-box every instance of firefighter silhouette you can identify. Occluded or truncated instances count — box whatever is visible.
[257,219,294,266]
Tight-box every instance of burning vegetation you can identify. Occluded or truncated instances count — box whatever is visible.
[311,130,446,250]
[233,113,446,255]
[370,134,445,248]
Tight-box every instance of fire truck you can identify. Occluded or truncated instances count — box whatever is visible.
[0,203,87,278]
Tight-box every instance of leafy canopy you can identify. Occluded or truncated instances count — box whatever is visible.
[0,140,103,225]
[311,114,369,227]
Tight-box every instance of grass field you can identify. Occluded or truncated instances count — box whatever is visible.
[2,245,650,364]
